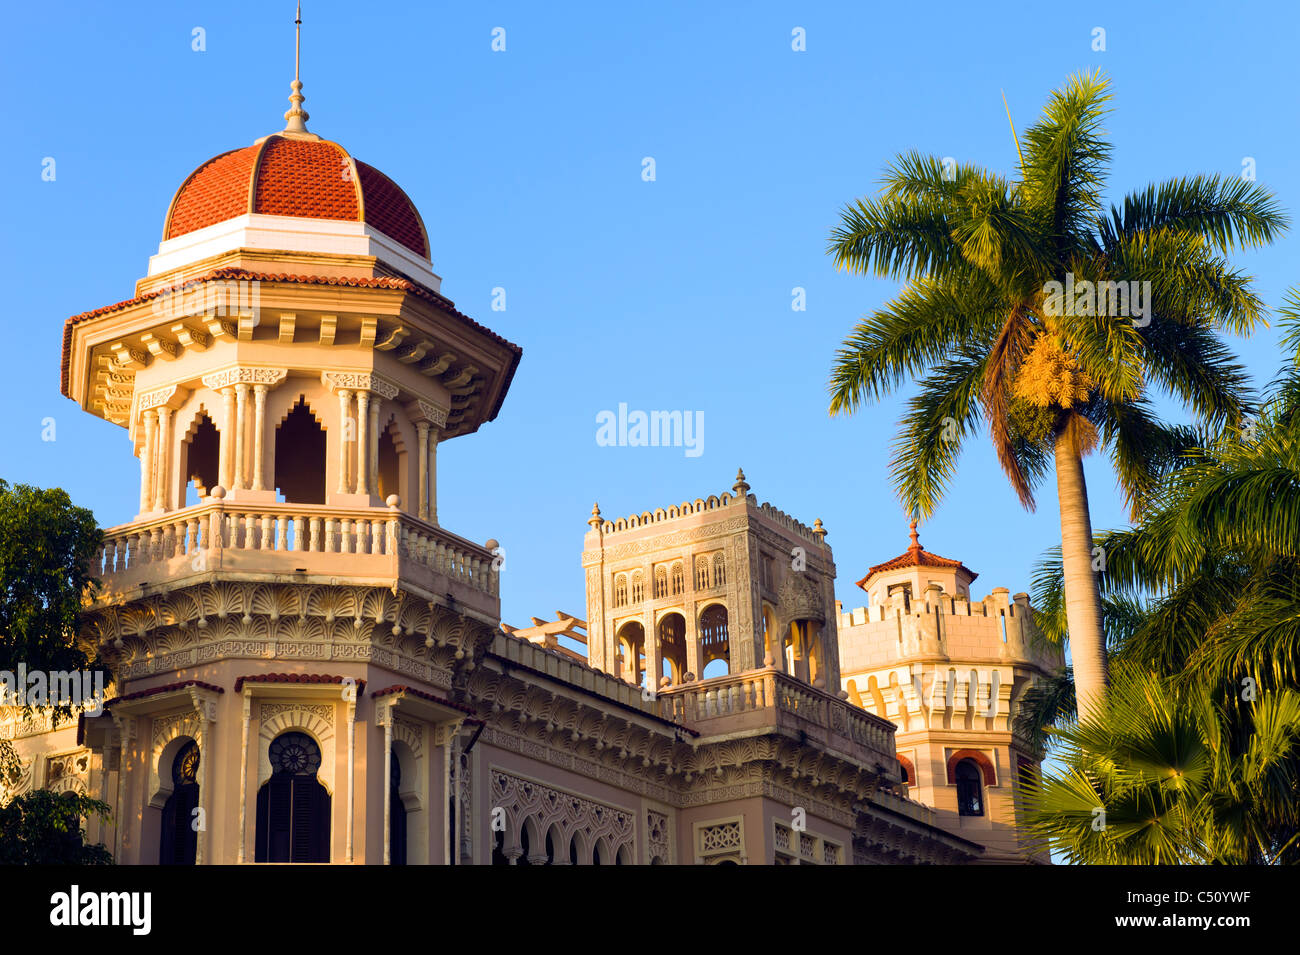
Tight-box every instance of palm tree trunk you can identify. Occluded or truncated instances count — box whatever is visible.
[1054,429,1108,721]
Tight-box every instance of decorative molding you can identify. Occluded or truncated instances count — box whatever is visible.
[200,366,288,390]
[320,371,399,400]
[490,767,634,863]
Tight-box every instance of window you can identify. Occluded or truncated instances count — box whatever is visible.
[631,571,644,603]
[390,748,406,865]
[761,554,774,591]
[671,562,684,595]
[655,566,668,599]
[955,759,984,817]
[159,740,200,865]
[275,399,327,505]
[256,732,331,863]
[614,574,628,608]
[696,557,710,590]
[713,554,726,588]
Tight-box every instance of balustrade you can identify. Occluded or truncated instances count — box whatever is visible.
[91,499,498,597]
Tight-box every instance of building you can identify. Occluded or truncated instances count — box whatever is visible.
[0,48,1063,865]
[838,522,1065,862]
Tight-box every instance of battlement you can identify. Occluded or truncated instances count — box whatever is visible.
[587,469,824,546]
[836,587,1062,675]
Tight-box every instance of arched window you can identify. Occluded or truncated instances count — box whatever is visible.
[255,732,331,863]
[182,414,220,505]
[390,747,407,865]
[631,571,644,603]
[657,613,687,684]
[376,424,400,501]
[671,562,684,595]
[614,574,628,608]
[696,557,710,590]
[654,566,668,599]
[955,759,984,817]
[275,399,327,504]
[699,604,730,677]
[159,740,200,865]
[713,554,726,588]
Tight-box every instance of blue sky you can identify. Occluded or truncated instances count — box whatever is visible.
[2,0,1297,635]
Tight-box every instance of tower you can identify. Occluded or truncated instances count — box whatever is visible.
[582,470,841,693]
[836,523,1065,863]
[56,45,520,864]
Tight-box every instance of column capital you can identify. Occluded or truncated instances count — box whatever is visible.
[201,366,287,391]
[321,370,398,400]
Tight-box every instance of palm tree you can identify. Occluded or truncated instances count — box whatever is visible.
[1020,663,1300,864]
[826,70,1286,719]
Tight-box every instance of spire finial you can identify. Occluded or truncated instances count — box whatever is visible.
[588,502,603,528]
[732,467,750,498]
[283,2,310,133]
[908,518,921,552]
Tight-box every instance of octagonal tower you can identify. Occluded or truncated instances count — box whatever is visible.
[56,73,521,864]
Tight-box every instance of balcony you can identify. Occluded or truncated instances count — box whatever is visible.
[658,668,897,768]
[90,495,499,619]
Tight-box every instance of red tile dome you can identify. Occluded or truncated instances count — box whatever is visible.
[163,134,429,258]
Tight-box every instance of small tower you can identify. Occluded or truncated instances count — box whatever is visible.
[582,471,841,691]
[836,524,1064,863]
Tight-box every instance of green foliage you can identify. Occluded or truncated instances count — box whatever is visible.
[0,789,113,864]
[1023,297,1300,862]
[826,69,1286,519]
[1021,666,1300,865]
[0,480,105,792]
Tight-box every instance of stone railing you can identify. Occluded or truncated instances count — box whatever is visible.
[658,668,896,760]
[91,494,498,599]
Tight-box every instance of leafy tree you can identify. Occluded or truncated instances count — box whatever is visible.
[0,789,113,865]
[1020,292,1300,862]
[1020,665,1300,864]
[826,70,1286,719]
[0,479,108,860]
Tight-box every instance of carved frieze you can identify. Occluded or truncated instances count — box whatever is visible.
[200,366,288,390]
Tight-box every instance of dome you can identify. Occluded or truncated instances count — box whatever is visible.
[162,134,429,259]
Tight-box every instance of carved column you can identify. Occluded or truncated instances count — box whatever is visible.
[336,389,352,494]
[368,394,381,494]
[379,700,393,865]
[233,383,249,490]
[643,604,660,694]
[220,387,236,490]
[416,421,430,521]
[237,693,250,863]
[153,406,171,512]
[356,390,371,496]
[345,684,357,862]
[428,429,439,524]
[251,384,268,491]
[139,409,156,514]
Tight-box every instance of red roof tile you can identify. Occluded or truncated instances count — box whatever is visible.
[370,685,477,715]
[162,135,428,258]
[60,268,522,419]
[233,673,366,694]
[855,522,978,590]
[103,679,225,707]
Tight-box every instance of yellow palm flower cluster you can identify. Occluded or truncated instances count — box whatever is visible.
[1012,334,1094,410]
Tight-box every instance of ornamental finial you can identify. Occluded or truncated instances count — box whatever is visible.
[588,502,603,528]
[733,467,750,498]
[283,2,310,133]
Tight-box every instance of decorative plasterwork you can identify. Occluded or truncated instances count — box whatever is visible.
[200,366,289,390]
[87,581,495,690]
[44,749,91,796]
[257,702,337,793]
[778,573,827,624]
[413,400,448,428]
[646,809,670,864]
[490,768,635,862]
[320,370,399,400]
